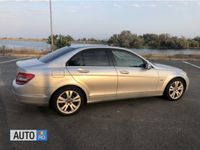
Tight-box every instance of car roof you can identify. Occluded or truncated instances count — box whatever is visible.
[70,44,111,49]
[69,44,121,50]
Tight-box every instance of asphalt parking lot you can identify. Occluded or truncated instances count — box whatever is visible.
[0,56,200,150]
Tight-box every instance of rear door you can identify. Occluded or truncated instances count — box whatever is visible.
[66,48,117,102]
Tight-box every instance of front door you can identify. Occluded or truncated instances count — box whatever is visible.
[111,49,159,98]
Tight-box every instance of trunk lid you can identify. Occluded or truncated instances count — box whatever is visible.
[16,58,44,69]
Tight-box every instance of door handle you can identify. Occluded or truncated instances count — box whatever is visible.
[77,68,89,73]
[120,70,129,74]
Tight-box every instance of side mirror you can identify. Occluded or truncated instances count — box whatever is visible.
[144,61,152,70]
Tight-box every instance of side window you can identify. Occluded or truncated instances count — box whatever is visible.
[67,49,110,66]
[82,49,110,66]
[67,52,83,66]
[112,50,144,67]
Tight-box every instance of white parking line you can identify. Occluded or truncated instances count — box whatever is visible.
[183,61,200,69]
[0,57,32,64]
[0,80,4,86]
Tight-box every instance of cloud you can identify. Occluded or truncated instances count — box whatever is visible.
[70,9,77,13]
[0,10,22,18]
[130,4,141,8]
[167,4,173,8]
[149,4,157,7]
[130,3,157,8]
[27,8,48,14]
[113,4,122,8]
[63,5,93,13]
[0,0,50,1]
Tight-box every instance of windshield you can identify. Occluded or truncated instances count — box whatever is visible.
[39,47,76,63]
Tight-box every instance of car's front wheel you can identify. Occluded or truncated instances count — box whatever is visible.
[164,78,186,101]
[51,87,84,115]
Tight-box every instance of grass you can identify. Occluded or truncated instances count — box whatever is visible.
[143,54,200,60]
[0,46,49,57]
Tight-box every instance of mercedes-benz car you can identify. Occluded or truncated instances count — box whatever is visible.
[12,45,189,115]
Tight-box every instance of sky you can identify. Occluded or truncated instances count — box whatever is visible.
[0,0,200,39]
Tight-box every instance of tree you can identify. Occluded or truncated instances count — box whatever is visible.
[159,34,170,49]
[47,34,74,49]
[175,37,189,49]
[108,34,119,46]
[143,34,159,49]
[118,30,133,48]
[194,36,200,46]
[130,34,144,48]
[0,45,6,56]
[188,39,199,48]
[46,32,200,50]
[108,31,144,48]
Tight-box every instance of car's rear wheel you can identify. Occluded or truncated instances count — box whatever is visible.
[164,78,186,101]
[51,87,84,115]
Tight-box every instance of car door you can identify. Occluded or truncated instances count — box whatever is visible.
[66,48,117,102]
[111,49,159,99]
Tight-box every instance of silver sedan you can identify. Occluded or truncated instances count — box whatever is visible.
[12,46,189,115]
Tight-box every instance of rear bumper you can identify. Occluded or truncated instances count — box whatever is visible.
[12,80,49,106]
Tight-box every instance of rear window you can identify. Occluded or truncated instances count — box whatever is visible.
[39,47,76,63]
[67,48,110,66]
[82,49,110,66]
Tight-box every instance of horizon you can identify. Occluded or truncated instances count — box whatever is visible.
[0,0,200,39]
[0,32,200,40]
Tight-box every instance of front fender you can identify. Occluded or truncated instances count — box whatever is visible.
[158,71,189,93]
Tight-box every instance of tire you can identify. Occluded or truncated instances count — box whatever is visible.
[164,78,186,101]
[51,86,85,115]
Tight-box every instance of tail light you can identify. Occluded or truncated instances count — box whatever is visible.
[16,72,35,85]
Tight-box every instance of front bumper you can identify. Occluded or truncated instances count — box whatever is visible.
[12,80,49,106]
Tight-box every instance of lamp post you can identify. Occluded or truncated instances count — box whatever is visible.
[49,0,54,52]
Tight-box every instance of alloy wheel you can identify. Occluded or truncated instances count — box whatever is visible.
[169,81,184,100]
[56,90,81,114]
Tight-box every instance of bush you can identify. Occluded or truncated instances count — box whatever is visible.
[108,30,200,49]
[47,34,74,49]
[0,45,6,55]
